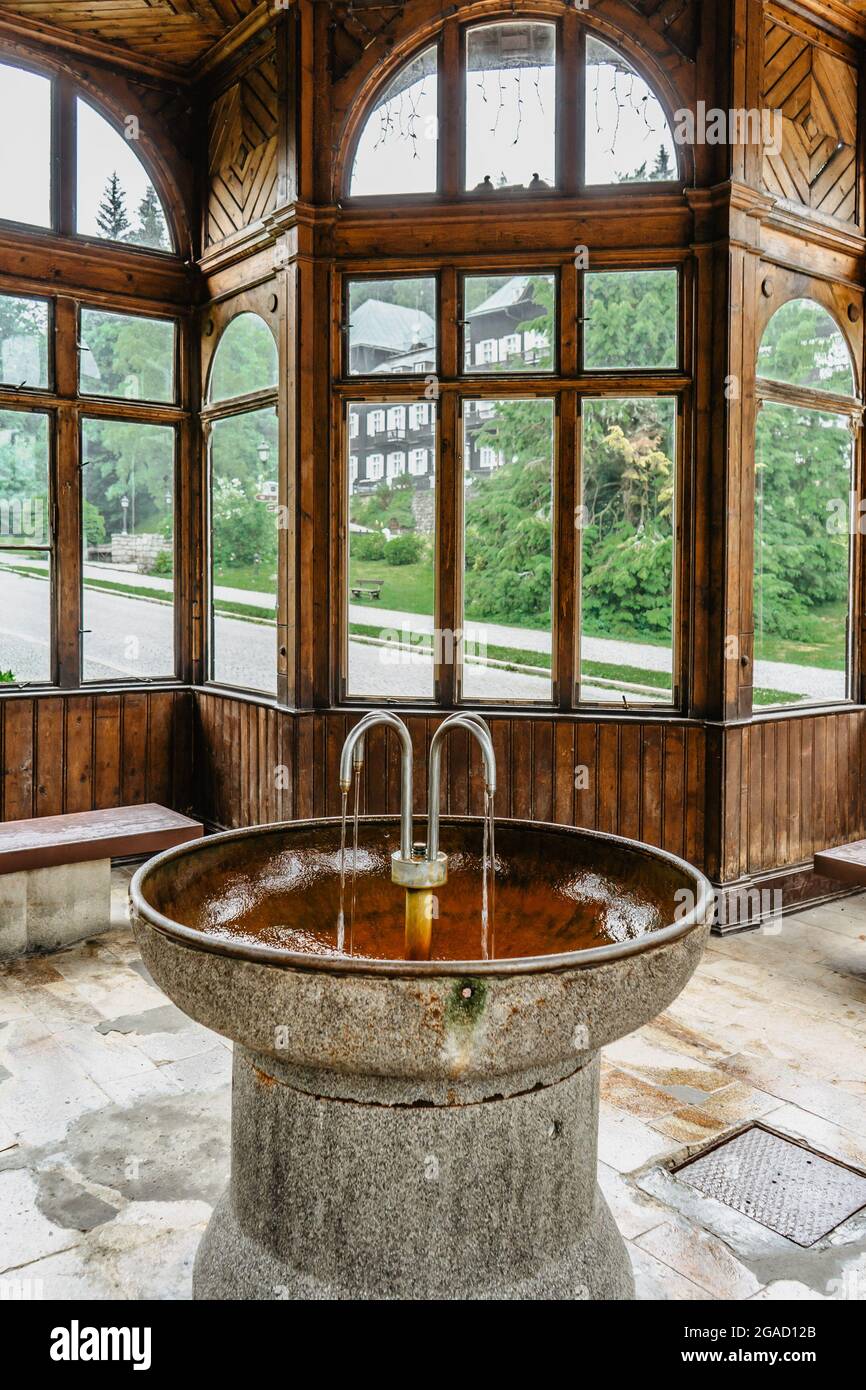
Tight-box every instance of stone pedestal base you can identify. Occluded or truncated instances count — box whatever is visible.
[193,1046,634,1301]
[0,859,111,959]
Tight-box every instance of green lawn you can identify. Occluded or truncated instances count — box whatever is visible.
[755,601,846,671]
[212,562,277,594]
[348,556,434,615]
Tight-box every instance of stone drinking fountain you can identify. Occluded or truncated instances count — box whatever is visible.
[130,712,712,1300]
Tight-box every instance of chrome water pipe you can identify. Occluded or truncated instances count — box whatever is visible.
[426,713,497,864]
[339,712,414,863]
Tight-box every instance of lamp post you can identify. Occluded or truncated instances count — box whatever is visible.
[257,439,271,468]
[121,495,129,537]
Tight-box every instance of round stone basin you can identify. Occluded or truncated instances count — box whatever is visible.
[130,817,713,1302]
[133,816,707,970]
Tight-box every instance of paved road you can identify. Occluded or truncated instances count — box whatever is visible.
[0,565,844,702]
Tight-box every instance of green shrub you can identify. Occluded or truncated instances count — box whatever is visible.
[352,532,386,561]
[385,534,423,566]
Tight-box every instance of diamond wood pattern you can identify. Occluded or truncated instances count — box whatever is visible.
[762,19,858,224]
[622,0,700,62]
[207,49,278,245]
[0,0,259,68]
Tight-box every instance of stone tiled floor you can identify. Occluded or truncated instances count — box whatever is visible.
[1,870,865,1300]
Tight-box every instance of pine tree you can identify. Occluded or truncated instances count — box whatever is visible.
[129,184,169,251]
[95,172,130,241]
[651,145,675,181]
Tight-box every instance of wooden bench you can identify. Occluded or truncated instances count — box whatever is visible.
[0,804,202,959]
[814,840,866,888]
[350,580,384,601]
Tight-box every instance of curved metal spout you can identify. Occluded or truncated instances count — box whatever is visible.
[426,713,496,863]
[339,712,414,862]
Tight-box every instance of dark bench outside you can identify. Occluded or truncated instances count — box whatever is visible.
[350,580,384,600]
[0,804,202,959]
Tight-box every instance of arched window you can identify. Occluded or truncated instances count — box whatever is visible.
[350,45,438,196]
[754,300,859,709]
[205,312,279,695]
[0,61,51,227]
[0,57,176,252]
[346,19,678,197]
[77,98,173,251]
[585,38,678,185]
[209,313,279,403]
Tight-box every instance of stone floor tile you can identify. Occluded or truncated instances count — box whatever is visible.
[635,1217,763,1299]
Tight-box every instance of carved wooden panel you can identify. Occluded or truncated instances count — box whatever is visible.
[762,19,858,224]
[623,0,700,62]
[328,1,406,84]
[206,49,279,246]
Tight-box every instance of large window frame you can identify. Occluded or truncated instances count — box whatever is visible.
[343,11,683,205]
[336,258,689,712]
[754,297,863,714]
[202,310,280,699]
[0,53,178,255]
[0,292,187,691]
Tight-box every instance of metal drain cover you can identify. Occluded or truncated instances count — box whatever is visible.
[674,1125,866,1247]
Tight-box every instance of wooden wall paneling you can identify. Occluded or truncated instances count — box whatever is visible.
[553,721,575,827]
[34,698,65,816]
[618,723,641,843]
[575,722,597,832]
[762,8,860,226]
[596,723,619,835]
[662,725,686,858]
[2,699,34,821]
[121,693,148,805]
[685,724,706,868]
[640,725,663,848]
[64,695,93,812]
[94,695,122,809]
[532,721,554,825]
[206,41,279,248]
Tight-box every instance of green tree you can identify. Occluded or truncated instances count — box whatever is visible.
[96,172,131,241]
[129,184,169,251]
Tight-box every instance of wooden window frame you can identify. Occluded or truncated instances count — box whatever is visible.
[201,304,280,701]
[754,379,863,717]
[341,8,681,208]
[334,255,691,715]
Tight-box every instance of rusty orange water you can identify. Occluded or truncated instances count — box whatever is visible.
[151,822,676,963]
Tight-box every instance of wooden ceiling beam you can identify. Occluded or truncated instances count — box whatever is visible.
[191,1,277,81]
[0,1,277,84]
[0,5,188,82]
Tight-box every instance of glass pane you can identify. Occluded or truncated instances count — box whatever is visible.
[581,398,676,703]
[586,38,678,186]
[463,273,555,374]
[347,278,436,375]
[80,308,176,402]
[0,63,51,228]
[347,400,436,700]
[758,299,856,397]
[754,403,851,708]
[584,270,678,371]
[81,420,175,682]
[0,294,50,389]
[76,98,172,251]
[462,398,553,702]
[210,408,278,694]
[350,46,438,196]
[465,22,556,192]
[0,549,51,684]
[0,409,50,547]
[209,313,278,403]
